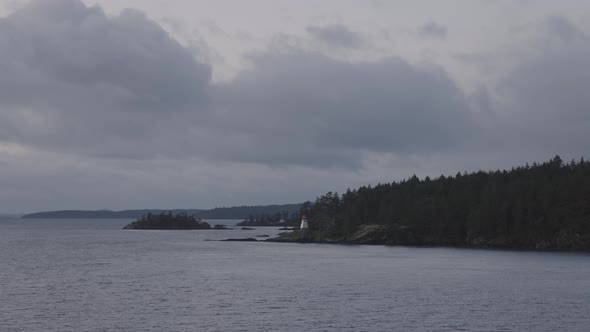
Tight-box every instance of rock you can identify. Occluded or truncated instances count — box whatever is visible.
[241,227,255,230]
[345,224,389,244]
[222,238,259,242]
[266,224,412,245]
[265,229,321,243]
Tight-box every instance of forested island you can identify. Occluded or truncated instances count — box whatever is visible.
[123,212,212,230]
[273,156,590,251]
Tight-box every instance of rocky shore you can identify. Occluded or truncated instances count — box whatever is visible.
[265,224,590,251]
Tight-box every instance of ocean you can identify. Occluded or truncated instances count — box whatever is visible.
[1,218,589,331]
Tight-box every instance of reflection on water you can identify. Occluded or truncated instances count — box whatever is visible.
[1,219,589,332]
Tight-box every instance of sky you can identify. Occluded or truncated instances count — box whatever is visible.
[1,0,590,213]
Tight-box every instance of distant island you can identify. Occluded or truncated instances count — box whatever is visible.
[270,156,590,251]
[22,209,203,219]
[236,213,291,227]
[123,212,212,230]
[22,204,302,220]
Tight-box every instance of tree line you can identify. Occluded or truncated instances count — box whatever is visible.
[297,156,590,250]
[236,211,294,227]
[124,211,211,229]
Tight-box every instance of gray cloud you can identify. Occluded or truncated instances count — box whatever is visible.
[499,17,590,120]
[5,0,211,106]
[306,24,362,48]
[486,16,590,156]
[509,15,588,47]
[0,0,212,158]
[539,16,586,43]
[0,0,476,170]
[211,53,475,168]
[418,21,447,39]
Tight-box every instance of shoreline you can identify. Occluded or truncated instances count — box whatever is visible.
[262,228,590,253]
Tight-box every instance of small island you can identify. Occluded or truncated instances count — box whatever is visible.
[123,212,211,230]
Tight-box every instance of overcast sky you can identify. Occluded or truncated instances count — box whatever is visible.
[1,0,590,213]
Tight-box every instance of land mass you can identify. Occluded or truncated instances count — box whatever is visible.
[269,156,590,251]
[22,204,302,220]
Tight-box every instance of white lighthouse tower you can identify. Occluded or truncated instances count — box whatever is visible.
[300,215,309,229]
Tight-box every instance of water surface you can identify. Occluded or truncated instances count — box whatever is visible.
[1,218,589,331]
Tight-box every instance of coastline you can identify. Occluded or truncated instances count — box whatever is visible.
[264,227,590,253]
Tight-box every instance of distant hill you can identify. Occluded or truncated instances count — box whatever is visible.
[21,209,203,219]
[21,204,302,220]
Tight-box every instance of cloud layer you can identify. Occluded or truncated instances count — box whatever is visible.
[212,53,473,168]
[0,0,476,169]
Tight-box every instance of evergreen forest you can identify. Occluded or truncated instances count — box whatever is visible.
[296,156,590,250]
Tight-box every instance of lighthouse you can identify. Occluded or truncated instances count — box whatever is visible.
[300,215,309,229]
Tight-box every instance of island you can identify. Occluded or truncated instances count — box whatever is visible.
[123,212,211,230]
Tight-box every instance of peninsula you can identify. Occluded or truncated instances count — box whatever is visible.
[268,156,590,251]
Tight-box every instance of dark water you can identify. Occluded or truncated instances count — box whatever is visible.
[1,219,589,332]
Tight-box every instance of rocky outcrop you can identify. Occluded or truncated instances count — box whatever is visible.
[265,230,327,243]
[266,225,413,245]
[266,224,590,251]
[345,224,391,244]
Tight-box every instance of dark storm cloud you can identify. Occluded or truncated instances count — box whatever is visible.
[418,21,447,39]
[306,24,362,48]
[211,53,475,168]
